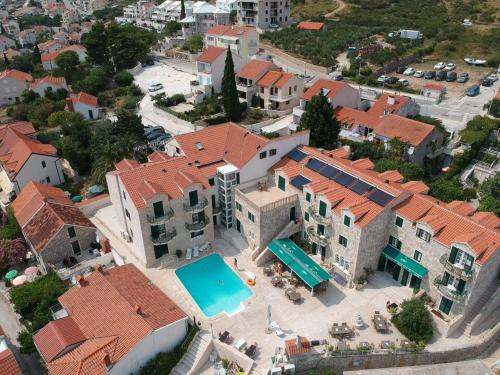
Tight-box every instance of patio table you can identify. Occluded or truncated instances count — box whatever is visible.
[264,266,272,275]
[219,331,229,342]
[330,325,353,338]
[286,290,301,302]
[373,314,388,332]
[271,276,282,286]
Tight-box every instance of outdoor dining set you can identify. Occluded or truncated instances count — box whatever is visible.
[219,331,258,359]
[264,263,302,303]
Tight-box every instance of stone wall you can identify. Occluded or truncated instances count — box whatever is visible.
[41,225,97,266]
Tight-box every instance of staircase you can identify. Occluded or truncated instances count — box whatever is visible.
[275,219,302,240]
[171,331,212,375]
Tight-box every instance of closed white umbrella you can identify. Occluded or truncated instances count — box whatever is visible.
[267,304,272,326]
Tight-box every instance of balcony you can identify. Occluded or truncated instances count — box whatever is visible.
[433,276,467,302]
[307,206,332,225]
[306,226,329,247]
[183,197,209,213]
[147,207,174,224]
[269,94,294,102]
[236,82,253,92]
[185,215,210,231]
[439,254,474,281]
[151,227,177,244]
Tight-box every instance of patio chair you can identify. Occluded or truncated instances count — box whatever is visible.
[333,323,338,326]
[186,248,192,260]
[245,343,257,358]
[193,246,199,257]
[342,322,347,326]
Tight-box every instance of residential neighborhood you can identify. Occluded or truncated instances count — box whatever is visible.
[0,0,499,374]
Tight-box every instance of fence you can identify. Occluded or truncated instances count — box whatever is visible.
[373,53,420,77]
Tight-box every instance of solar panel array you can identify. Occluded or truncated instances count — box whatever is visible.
[288,148,307,162]
[303,157,394,207]
[290,175,312,191]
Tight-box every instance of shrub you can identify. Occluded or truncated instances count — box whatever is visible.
[114,70,134,86]
[47,111,84,128]
[0,207,22,240]
[0,238,28,271]
[392,298,433,343]
[121,95,140,109]
[18,330,36,354]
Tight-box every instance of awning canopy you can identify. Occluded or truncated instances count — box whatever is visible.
[382,245,428,279]
[267,239,331,288]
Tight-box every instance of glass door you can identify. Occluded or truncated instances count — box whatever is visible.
[439,297,453,315]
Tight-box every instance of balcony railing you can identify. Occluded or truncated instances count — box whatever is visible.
[433,276,467,302]
[185,215,210,231]
[269,94,295,102]
[183,197,209,213]
[306,226,329,247]
[151,227,177,244]
[307,206,332,225]
[147,207,174,224]
[439,254,474,281]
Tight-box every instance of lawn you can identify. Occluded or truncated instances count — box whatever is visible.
[291,0,338,20]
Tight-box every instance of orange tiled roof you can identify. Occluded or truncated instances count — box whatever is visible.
[334,106,379,129]
[368,93,410,118]
[38,40,62,50]
[30,75,67,89]
[37,264,187,375]
[206,25,254,37]
[302,79,352,101]
[0,128,57,178]
[447,200,476,216]
[69,91,98,107]
[424,83,446,92]
[257,70,294,88]
[41,44,86,62]
[374,114,436,147]
[0,121,35,142]
[148,151,172,163]
[297,21,324,31]
[470,211,500,230]
[237,60,274,81]
[285,337,312,356]
[197,46,226,64]
[0,348,23,375]
[0,69,33,82]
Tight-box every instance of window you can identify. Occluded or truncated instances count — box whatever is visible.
[41,161,46,168]
[46,176,51,183]
[191,230,204,238]
[236,201,242,212]
[338,235,348,247]
[289,87,292,95]
[335,254,340,264]
[318,200,327,217]
[67,226,76,238]
[269,148,277,156]
[343,215,351,227]
[247,211,255,223]
[259,151,267,159]
[123,191,126,200]
[294,85,297,92]
[71,241,81,255]
[413,250,422,262]
[278,176,286,191]
[317,224,324,235]
[125,209,130,220]
[416,228,431,242]
[175,147,180,154]
[189,190,199,206]
[305,192,311,202]
[304,211,309,222]
[449,247,474,271]
[389,235,402,250]
[209,177,215,186]
[395,216,404,228]
[236,172,240,184]
[153,201,164,218]
[154,244,168,259]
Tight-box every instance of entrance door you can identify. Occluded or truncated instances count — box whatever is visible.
[289,206,296,221]
[392,264,401,281]
[439,296,453,315]
[320,246,326,262]
[409,275,421,290]
[213,215,217,226]
[401,269,409,286]
[311,242,317,255]
[377,256,386,271]
[236,219,241,232]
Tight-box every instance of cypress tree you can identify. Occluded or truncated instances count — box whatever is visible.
[32,44,41,65]
[180,0,186,20]
[298,89,340,149]
[221,46,241,122]
[3,52,9,65]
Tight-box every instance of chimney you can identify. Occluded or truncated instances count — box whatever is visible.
[135,304,142,315]
[95,264,103,272]
[65,97,74,112]
[76,274,85,286]
[103,352,111,367]
[296,335,301,349]
[387,95,395,106]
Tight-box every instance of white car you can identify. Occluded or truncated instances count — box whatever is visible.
[444,63,456,71]
[434,62,446,70]
[148,83,164,92]
[463,19,473,27]
[403,67,415,75]
[414,70,424,78]
[397,79,409,86]
[377,75,389,83]
[487,74,498,82]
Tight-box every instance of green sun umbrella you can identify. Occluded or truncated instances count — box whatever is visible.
[5,270,18,280]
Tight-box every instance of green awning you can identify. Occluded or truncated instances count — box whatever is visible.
[267,239,331,288]
[383,245,428,279]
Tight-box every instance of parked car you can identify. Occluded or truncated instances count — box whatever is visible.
[464,57,486,66]
[436,70,447,81]
[146,129,166,141]
[397,79,409,86]
[482,78,494,87]
[457,72,469,83]
[144,125,164,136]
[152,134,171,143]
[466,85,480,96]
[446,72,457,82]
[487,74,498,82]
[424,71,436,79]
[444,63,456,71]
[148,82,164,92]
[403,67,416,75]
[386,76,398,84]
[414,70,424,78]
[377,75,389,83]
[396,66,407,74]
[333,74,343,81]
[434,62,446,70]
[269,23,280,29]
[463,19,473,27]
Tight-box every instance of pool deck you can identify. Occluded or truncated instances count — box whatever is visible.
[91,205,476,374]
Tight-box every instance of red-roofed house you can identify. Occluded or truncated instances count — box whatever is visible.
[0,326,23,375]
[12,182,97,274]
[0,69,33,106]
[423,83,447,101]
[0,128,64,203]
[41,45,87,71]
[38,39,65,54]
[17,28,37,46]
[292,78,359,127]
[193,46,243,96]
[65,92,101,120]
[205,25,259,64]
[33,264,188,375]
[236,59,276,102]
[256,69,303,112]
[30,76,69,97]
[297,21,325,31]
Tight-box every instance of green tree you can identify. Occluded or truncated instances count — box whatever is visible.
[161,21,181,37]
[82,22,109,66]
[21,89,40,103]
[347,140,385,161]
[11,55,34,72]
[478,175,500,215]
[300,90,339,149]
[392,298,433,343]
[3,52,9,65]
[60,115,92,175]
[428,176,468,202]
[114,70,134,86]
[0,207,21,240]
[375,158,424,181]
[45,87,68,101]
[107,23,153,71]
[32,44,41,65]
[47,111,84,128]
[113,108,145,140]
[221,47,241,122]
[183,35,203,53]
[55,51,80,75]
[73,67,110,95]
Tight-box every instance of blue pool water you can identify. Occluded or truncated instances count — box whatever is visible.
[175,254,253,317]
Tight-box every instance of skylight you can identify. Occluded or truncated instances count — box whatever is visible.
[195,142,204,150]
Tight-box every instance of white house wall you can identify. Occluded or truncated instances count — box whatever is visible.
[14,154,64,193]
[0,77,29,106]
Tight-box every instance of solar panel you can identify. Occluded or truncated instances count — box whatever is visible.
[367,189,394,207]
[334,172,357,187]
[290,175,311,191]
[319,165,340,179]
[288,148,307,162]
[306,158,327,173]
[349,180,372,195]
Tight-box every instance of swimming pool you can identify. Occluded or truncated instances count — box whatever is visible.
[175,254,253,317]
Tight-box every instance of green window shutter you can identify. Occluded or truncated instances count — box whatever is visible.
[443,272,450,285]
[151,225,160,238]
[153,201,164,218]
[395,216,403,227]
[305,192,311,202]
[317,224,324,235]
[343,216,351,227]
[464,253,474,271]
[457,279,466,293]
[312,242,317,255]
[304,212,309,221]
[319,200,327,217]
[189,190,198,206]
[449,247,458,263]
[278,176,286,191]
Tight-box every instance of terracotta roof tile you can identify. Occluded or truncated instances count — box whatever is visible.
[257,70,294,88]
[69,91,98,107]
[285,337,311,356]
[197,46,226,64]
[446,200,476,216]
[0,121,35,142]
[424,83,446,92]
[0,348,23,375]
[297,21,325,31]
[41,45,86,63]
[374,115,435,146]
[401,180,429,194]
[0,69,33,82]
[470,212,500,230]
[334,106,379,129]
[206,25,254,37]
[368,94,410,118]
[237,60,274,81]
[30,76,67,89]
[148,151,172,163]
[302,79,352,101]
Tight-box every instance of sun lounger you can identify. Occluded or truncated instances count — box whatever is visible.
[270,321,285,336]
[193,246,199,257]
[186,248,192,260]
[245,344,257,358]
[234,338,246,351]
